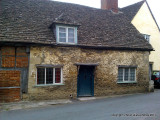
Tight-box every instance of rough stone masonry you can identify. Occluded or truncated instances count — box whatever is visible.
[24,46,150,100]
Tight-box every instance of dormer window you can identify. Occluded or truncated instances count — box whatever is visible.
[56,25,77,44]
[143,34,150,43]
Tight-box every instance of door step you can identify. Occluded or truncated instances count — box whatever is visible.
[78,97,96,101]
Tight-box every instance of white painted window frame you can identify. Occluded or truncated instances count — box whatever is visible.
[117,67,137,83]
[36,67,63,86]
[57,25,77,44]
[143,34,150,43]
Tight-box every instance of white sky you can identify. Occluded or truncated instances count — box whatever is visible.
[53,0,160,29]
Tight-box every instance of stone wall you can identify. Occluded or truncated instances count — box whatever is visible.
[26,46,150,100]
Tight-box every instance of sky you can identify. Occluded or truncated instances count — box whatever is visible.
[53,0,160,29]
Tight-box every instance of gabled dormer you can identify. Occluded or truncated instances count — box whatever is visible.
[50,13,80,45]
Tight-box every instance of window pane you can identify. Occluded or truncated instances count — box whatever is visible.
[55,68,61,83]
[68,37,74,43]
[68,33,74,38]
[59,38,66,42]
[143,34,150,42]
[68,28,74,37]
[118,68,123,82]
[59,27,66,32]
[59,33,66,38]
[37,68,45,84]
[46,68,53,84]
[130,68,135,81]
[68,28,74,34]
[124,68,129,81]
[68,28,74,43]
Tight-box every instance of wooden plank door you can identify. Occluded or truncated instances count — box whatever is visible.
[77,66,94,97]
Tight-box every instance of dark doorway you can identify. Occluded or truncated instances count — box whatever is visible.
[149,63,153,80]
[77,66,94,97]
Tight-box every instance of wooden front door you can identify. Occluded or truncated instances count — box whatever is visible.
[77,66,94,97]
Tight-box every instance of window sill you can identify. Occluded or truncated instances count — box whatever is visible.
[117,81,137,84]
[34,84,65,87]
[57,42,77,45]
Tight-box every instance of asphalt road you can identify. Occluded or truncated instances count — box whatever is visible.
[1,89,160,120]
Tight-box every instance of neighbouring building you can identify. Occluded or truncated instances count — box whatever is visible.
[0,0,153,102]
[121,0,160,79]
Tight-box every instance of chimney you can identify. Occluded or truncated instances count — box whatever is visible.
[101,0,118,13]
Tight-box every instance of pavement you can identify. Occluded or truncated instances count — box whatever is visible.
[0,92,146,112]
[0,99,72,112]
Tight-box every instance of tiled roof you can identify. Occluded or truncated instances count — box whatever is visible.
[0,0,153,51]
[121,0,160,32]
[121,1,145,22]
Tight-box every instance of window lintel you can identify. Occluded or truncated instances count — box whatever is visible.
[117,65,137,68]
[36,64,63,68]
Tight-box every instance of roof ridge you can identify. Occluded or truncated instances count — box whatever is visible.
[122,0,145,9]
[48,0,100,10]
[120,0,145,22]
[121,0,160,32]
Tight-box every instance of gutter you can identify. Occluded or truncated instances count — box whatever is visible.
[0,41,154,52]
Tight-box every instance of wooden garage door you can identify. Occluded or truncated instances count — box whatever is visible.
[0,70,21,102]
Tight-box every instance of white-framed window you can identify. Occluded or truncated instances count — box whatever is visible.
[143,34,150,43]
[117,67,136,83]
[36,67,63,85]
[56,26,77,44]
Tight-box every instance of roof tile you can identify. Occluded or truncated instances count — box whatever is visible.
[0,0,153,50]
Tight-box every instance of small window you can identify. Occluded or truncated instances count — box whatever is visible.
[117,67,136,83]
[37,67,63,85]
[143,34,150,43]
[57,26,77,44]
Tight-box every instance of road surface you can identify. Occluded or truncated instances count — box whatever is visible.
[1,89,160,120]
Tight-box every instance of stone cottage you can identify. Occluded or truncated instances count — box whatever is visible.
[0,0,153,102]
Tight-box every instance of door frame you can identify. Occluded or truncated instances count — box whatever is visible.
[77,65,95,97]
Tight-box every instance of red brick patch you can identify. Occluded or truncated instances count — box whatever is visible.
[16,47,28,56]
[16,57,28,68]
[1,47,15,56]
[0,71,20,87]
[0,88,20,102]
[2,56,15,67]
[0,70,21,102]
